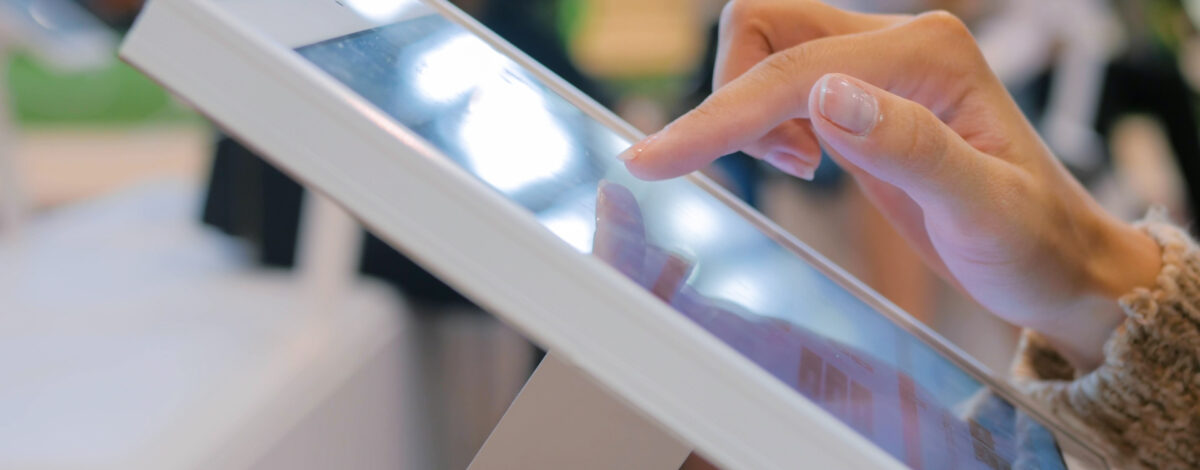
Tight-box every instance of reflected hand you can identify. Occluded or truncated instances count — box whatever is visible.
[592,181,693,302]
[617,1,1160,370]
[592,180,779,346]
[591,183,1019,469]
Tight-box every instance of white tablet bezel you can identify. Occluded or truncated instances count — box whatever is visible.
[120,0,1110,468]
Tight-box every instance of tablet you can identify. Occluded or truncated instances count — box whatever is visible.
[121,1,1110,468]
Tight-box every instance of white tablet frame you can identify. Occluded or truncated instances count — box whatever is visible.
[120,1,1110,468]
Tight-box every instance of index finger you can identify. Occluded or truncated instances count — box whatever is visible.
[714,1,904,89]
[620,12,976,180]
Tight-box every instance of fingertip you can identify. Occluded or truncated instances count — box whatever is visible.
[619,132,681,181]
[596,178,620,198]
[622,152,684,181]
[622,161,661,181]
[619,111,733,181]
[596,179,614,209]
[616,132,662,163]
[596,180,638,216]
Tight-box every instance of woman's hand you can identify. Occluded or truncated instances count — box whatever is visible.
[617,0,1161,370]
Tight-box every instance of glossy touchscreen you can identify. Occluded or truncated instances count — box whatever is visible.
[297,8,1067,469]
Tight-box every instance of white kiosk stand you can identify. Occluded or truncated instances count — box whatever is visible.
[119,0,1113,468]
[471,354,692,469]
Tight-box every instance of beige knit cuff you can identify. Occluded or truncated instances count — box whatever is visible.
[1010,211,1200,468]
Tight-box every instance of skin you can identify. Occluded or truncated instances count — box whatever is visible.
[617,0,1162,372]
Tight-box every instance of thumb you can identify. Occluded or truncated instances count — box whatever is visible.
[808,73,1005,210]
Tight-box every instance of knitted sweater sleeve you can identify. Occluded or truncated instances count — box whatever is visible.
[1011,216,1200,469]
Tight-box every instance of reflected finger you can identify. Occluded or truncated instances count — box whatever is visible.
[593,181,648,284]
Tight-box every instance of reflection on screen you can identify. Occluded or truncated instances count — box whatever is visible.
[297,8,1067,469]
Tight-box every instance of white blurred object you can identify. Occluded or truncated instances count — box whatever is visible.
[975,0,1123,171]
[1178,36,1200,93]
[296,192,362,311]
[0,0,117,237]
[0,59,21,238]
[1094,115,1190,219]
[0,183,429,470]
[1185,0,1200,32]
[0,0,116,70]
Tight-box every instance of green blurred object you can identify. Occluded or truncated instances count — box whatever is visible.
[558,0,587,43]
[5,52,197,124]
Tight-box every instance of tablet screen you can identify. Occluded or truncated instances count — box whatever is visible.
[297,10,1067,469]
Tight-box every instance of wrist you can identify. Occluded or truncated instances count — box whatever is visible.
[1085,214,1161,302]
[1043,213,1161,372]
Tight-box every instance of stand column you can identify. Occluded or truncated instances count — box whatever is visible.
[470,353,691,470]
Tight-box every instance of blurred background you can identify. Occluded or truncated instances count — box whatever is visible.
[1,0,1197,468]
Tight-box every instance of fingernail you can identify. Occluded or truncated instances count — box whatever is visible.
[764,151,816,180]
[597,178,612,197]
[818,75,878,136]
[617,132,661,162]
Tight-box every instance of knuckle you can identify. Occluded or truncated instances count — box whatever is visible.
[682,102,736,149]
[901,10,989,80]
[688,101,722,124]
[916,10,971,40]
[718,0,739,25]
[720,0,826,36]
[719,0,760,32]
[761,48,799,79]
[718,0,738,31]
[755,47,814,105]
